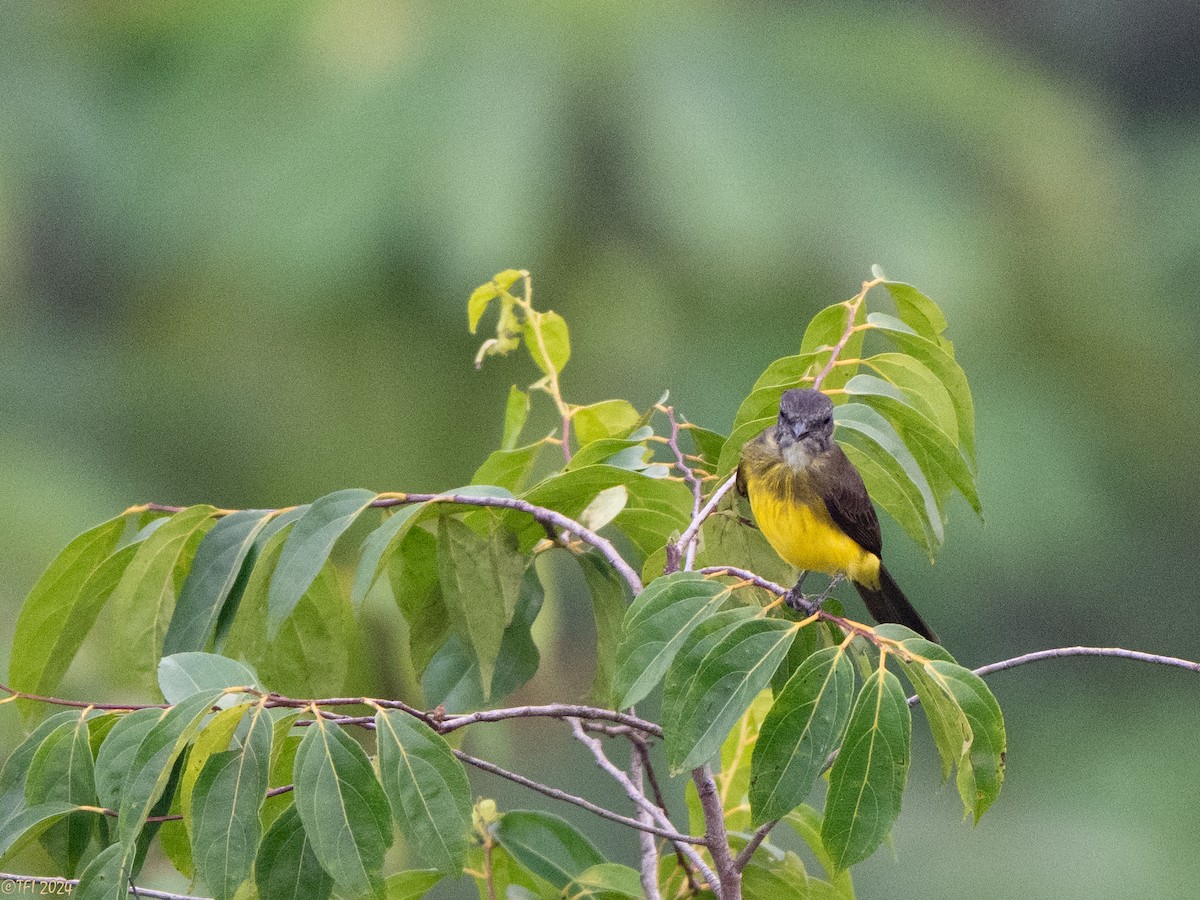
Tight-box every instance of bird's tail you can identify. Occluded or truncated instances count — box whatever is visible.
[854,564,938,643]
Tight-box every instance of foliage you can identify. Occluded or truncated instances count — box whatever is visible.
[0,270,1001,899]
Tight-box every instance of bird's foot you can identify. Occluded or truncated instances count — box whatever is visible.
[783,584,816,614]
[784,574,844,615]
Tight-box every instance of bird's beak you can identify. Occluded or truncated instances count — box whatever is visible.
[791,422,808,441]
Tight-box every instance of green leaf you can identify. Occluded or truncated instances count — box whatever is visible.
[524,309,570,375]
[9,514,131,715]
[267,489,377,637]
[353,508,426,597]
[577,554,631,706]
[880,279,949,344]
[472,442,546,493]
[573,400,641,445]
[467,282,499,334]
[191,700,272,900]
[663,617,796,774]
[118,689,225,845]
[158,652,259,704]
[24,710,97,875]
[569,863,644,898]
[821,664,911,870]
[466,843,553,900]
[867,313,975,463]
[800,299,868,391]
[437,515,527,699]
[519,464,694,558]
[920,660,1006,821]
[492,810,605,890]
[107,505,219,686]
[579,485,629,533]
[687,425,727,470]
[255,804,334,900]
[223,522,356,698]
[612,572,729,709]
[375,710,472,876]
[162,509,275,657]
[387,526,449,677]
[843,374,980,516]
[421,569,544,709]
[75,841,135,900]
[750,645,856,825]
[501,385,532,450]
[93,709,162,812]
[0,801,80,867]
[783,806,856,895]
[385,870,445,899]
[262,717,302,830]
[741,850,813,899]
[293,717,392,898]
[662,608,759,772]
[180,702,252,834]
[863,352,958,444]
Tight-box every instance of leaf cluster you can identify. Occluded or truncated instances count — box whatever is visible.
[1,269,1002,897]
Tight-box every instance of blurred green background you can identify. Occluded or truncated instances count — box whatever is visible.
[3,1,1199,897]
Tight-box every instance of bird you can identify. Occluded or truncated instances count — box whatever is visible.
[736,387,937,641]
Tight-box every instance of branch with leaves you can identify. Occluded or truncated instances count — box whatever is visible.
[2,269,1194,900]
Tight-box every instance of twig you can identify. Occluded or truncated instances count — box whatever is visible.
[455,748,697,844]
[732,819,778,871]
[672,474,739,574]
[567,718,719,893]
[628,747,663,900]
[693,764,740,900]
[437,703,662,737]
[698,566,790,598]
[634,738,700,894]
[904,646,1200,707]
[811,278,879,391]
[972,646,1200,677]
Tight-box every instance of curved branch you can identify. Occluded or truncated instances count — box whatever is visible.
[455,748,699,845]
[672,474,739,573]
[375,492,642,593]
[568,718,719,893]
[437,703,662,738]
[907,645,1200,707]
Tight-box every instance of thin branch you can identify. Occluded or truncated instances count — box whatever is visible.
[973,646,1200,677]
[698,566,791,599]
[567,718,719,893]
[455,747,697,845]
[628,746,663,900]
[671,474,739,574]
[634,738,701,895]
[437,703,662,738]
[0,683,166,711]
[137,490,642,595]
[374,492,642,593]
[0,872,200,900]
[904,646,1200,708]
[811,278,879,391]
[733,819,778,871]
[693,764,740,900]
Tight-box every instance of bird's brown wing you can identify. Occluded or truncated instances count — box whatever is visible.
[818,445,883,557]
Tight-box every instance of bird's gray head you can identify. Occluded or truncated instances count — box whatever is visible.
[775,389,835,456]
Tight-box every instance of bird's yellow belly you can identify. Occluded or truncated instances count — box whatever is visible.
[749,490,878,584]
